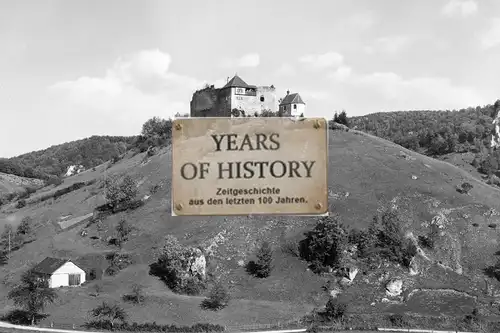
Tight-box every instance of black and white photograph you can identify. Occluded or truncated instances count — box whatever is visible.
[1,0,500,332]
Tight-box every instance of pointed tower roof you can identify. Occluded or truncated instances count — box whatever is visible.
[223,74,255,89]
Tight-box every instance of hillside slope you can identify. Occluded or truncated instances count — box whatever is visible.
[0,173,44,196]
[1,128,500,328]
[0,135,137,181]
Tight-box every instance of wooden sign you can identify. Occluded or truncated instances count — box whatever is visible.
[171,117,328,216]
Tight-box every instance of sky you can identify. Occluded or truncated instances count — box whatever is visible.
[0,0,499,157]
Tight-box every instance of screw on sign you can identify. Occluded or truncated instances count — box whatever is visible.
[171,117,328,216]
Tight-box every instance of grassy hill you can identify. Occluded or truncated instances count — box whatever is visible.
[0,173,44,196]
[1,127,500,330]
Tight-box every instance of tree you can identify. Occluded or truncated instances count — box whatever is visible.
[116,219,132,248]
[200,282,230,310]
[17,217,32,236]
[254,241,273,278]
[103,174,138,208]
[299,216,348,272]
[123,284,145,304]
[89,302,127,329]
[141,116,171,139]
[7,268,58,325]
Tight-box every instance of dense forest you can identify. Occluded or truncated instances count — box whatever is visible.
[348,99,500,176]
[0,136,137,180]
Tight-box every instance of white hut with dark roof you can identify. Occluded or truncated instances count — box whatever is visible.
[32,257,86,288]
[279,90,305,117]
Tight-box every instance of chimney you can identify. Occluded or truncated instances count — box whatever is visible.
[286,90,290,95]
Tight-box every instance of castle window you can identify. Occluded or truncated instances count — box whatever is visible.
[294,104,297,109]
[260,95,265,102]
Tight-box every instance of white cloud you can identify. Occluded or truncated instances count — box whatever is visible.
[365,36,413,55]
[299,52,344,70]
[329,65,352,82]
[47,49,204,124]
[220,53,260,68]
[275,63,296,76]
[479,18,500,49]
[441,0,478,17]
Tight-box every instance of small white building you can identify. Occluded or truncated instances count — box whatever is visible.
[279,90,306,117]
[32,257,86,288]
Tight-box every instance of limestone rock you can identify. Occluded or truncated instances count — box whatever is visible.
[386,279,403,297]
[409,258,419,276]
[330,288,342,298]
[185,248,206,279]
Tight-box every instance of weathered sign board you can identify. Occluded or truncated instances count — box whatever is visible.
[171,117,328,216]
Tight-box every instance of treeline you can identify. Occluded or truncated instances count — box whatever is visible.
[348,100,500,175]
[0,136,137,180]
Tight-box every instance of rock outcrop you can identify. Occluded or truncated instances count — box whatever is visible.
[491,100,500,149]
[386,278,403,297]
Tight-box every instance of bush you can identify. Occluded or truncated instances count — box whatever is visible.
[16,217,33,236]
[299,216,348,273]
[460,182,473,194]
[149,235,207,295]
[46,177,63,187]
[369,209,416,268]
[322,298,347,321]
[246,241,273,278]
[103,174,138,208]
[200,282,230,311]
[82,320,225,332]
[18,187,37,200]
[387,313,409,327]
[41,182,86,202]
[122,284,145,304]
[16,200,26,209]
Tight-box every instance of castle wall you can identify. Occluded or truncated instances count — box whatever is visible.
[230,86,278,116]
[190,87,231,117]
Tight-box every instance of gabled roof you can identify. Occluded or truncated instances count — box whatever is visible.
[279,92,305,106]
[223,75,256,89]
[32,257,69,275]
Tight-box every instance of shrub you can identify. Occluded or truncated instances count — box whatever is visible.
[46,177,63,187]
[122,284,145,304]
[369,209,416,268]
[149,235,207,295]
[116,219,133,248]
[18,187,37,200]
[460,182,473,194]
[16,200,26,209]
[246,241,273,278]
[299,216,348,273]
[200,282,230,311]
[322,297,347,321]
[103,174,138,208]
[88,302,127,329]
[387,313,409,327]
[149,183,161,195]
[16,217,33,236]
